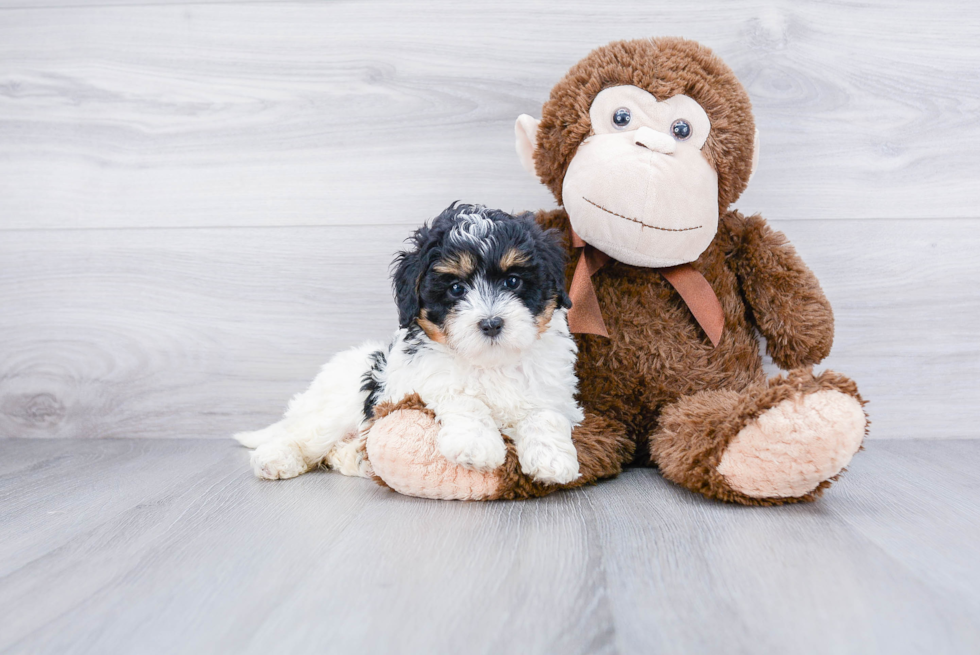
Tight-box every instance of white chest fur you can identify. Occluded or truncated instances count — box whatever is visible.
[380,312,583,430]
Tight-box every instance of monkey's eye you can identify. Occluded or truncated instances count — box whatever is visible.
[612,107,632,129]
[504,275,522,291]
[671,119,692,141]
[448,282,466,298]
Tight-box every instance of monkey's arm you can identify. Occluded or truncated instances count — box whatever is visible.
[727,212,834,369]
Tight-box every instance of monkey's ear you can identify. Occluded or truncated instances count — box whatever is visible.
[747,128,760,185]
[514,114,541,178]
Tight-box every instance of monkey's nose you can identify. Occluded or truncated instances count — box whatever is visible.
[479,317,504,337]
[634,126,676,155]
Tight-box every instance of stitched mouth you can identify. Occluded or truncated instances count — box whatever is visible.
[583,198,702,232]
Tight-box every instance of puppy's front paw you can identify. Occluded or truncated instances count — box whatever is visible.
[519,437,580,485]
[437,423,507,472]
[250,442,309,480]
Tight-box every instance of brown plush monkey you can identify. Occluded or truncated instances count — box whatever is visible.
[364,37,868,505]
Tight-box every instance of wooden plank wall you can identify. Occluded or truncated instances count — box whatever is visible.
[1,0,978,440]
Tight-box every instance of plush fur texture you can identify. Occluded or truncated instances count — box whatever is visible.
[367,395,505,500]
[529,207,865,505]
[534,37,756,213]
[363,37,868,505]
[717,390,866,499]
[367,394,635,500]
[236,204,585,486]
[652,369,868,505]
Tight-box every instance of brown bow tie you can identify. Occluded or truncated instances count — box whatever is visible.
[567,229,725,347]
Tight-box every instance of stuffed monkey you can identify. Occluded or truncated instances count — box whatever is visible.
[365,37,867,505]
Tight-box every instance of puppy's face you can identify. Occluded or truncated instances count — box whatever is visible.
[393,205,571,366]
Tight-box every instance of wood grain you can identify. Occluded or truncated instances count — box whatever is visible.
[587,440,980,654]
[1,438,978,654]
[1,0,978,230]
[1,219,977,442]
[774,218,980,439]
[0,224,404,440]
[829,439,980,618]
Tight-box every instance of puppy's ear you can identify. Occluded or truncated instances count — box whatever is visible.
[539,227,572,310]
[553,274,573,310]
[392,227,430,329]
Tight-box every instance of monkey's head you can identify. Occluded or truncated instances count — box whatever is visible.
[515,37,759,268]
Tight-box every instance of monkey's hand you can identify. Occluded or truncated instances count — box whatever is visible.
[728,212,835,369]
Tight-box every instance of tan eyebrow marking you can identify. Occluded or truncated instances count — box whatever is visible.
[433,251,476,277]
[500,248,530,271]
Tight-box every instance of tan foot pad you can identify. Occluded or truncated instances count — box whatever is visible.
[717,390,866,498]
[366,409,503,501]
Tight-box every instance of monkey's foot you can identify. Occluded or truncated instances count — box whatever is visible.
[366,405,505,501]
[717,387,866,499]
[363,395,634,501]
[652,369,868,505]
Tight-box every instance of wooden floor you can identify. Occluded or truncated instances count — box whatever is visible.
[2,438,978,654]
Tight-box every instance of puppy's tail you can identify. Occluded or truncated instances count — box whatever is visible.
[234,420,287,449]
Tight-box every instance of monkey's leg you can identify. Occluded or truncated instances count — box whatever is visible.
[648,369,868,506]
[365,395,633,501]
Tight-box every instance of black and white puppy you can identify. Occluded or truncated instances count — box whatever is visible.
[236,204,583,484]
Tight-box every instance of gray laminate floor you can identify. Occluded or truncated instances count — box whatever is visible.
[1,438,978,655]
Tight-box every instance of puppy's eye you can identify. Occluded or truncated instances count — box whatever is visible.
[612,107,631,129]
[504,275,522,290]
[448,282,466,298]
[671,119,692,141]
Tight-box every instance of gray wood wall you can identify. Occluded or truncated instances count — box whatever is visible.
[1,0,978,440]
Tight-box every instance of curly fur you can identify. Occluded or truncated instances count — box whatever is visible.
[235,204,585,486]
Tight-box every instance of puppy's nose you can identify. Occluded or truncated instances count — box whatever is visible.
[479,317,504,337]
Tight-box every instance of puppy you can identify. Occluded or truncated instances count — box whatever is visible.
[235,203,583,485]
